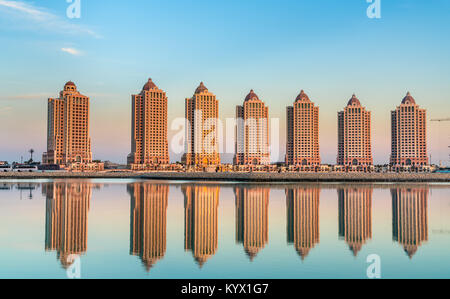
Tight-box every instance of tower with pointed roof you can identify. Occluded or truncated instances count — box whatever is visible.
[43,82,93,166]
[390,92,428,169]
[286,187,320,261]
[391,186,429,259]
[128,182,168,272]
[286,90,320,169]
[128,78,169,168]
[234,90,270,166]
[338,187,373,257]
[337,95,373,170]
[182,82,221,167]
[44,181,92,268]
[234,186,269,261]
[183,185,219,268]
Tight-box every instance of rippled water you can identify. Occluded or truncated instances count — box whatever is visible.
[0,179,449,279]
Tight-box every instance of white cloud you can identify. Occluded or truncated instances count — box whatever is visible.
[61,47,82,56]
[0,0,101,38]
[0,0,47,20]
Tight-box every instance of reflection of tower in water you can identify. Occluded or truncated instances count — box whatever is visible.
[338,187,373,257]
[183,185,219,268]
[392,187,429,259]
[286,187,320,260]
[128,183,168,272]
[235,187,269,261]
[44,182,91,268]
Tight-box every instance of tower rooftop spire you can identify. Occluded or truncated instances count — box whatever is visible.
[143,78,158,91]
[347,94,361,106]
[295,90,311,102]
[195,82,208,94]
[64,81,77,92]
[402,91,416,105]
[245,89,260,102]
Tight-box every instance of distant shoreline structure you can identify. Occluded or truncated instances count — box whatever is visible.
[1,172,449,183]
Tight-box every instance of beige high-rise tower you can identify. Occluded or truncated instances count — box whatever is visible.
[234,90,269,166]
[391,186,429,259]
[128,79,169,169]
[337,95,373,170]
[182,82,221,167]
[338,187,373,257]
[286,187,320,260]
[286,90,320,169]
[128,182,169,271]
[234,186,270,261]
[43,82,92,166]
[44,182,91,268]
[183,185,219,267]
[391,92,428,169]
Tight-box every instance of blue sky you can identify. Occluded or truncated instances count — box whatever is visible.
[0,0,449,164]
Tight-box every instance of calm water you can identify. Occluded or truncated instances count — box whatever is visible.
[0,179,449,279]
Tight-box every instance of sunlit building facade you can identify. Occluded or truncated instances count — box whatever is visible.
[391,92,428,169]
[44,182,91,268]
[183,185,219,267]
[338,187,373,256]
[392,186,429,259]
[128,79,169,169]
[234,90,269,166]
[286,187,320,260]
[337,95,373,170]
[128,182,169,271]
[234,187,269,260]
[43,82,93,167]
[182,82,221,168]
[286,90,320,169]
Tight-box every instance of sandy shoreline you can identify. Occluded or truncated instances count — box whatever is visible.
[0,171,449,183]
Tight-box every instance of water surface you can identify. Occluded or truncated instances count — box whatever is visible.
[0,179,449,279]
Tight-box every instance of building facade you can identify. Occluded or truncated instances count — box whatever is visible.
[182,82,221,168]
[128,182,168,271]
[44,181,91,268]
[234,90,269,166]
[391,92,428,169]
[234,186,269,261]
[183,185,219,267]
[43,82,92,165]
[337,95,373,170]
[128,79,169,169]
[391,187,429,259]
[338,187,373,257]
[286,90,320,169]
[43,82,97,169]
[286,187,320,260]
